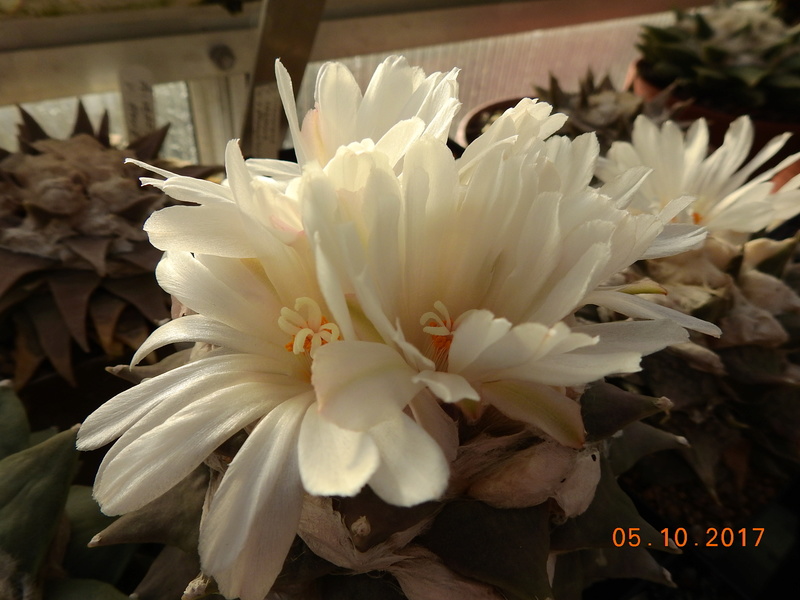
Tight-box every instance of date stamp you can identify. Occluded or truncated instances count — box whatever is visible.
[612,527,765,548]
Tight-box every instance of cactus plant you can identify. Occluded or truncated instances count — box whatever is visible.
[636,1,800,117]
[533,70,685,153]
[0,103,218,388]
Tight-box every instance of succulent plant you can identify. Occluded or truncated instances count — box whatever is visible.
[533,70,684,153]
[0,104,217,388]
[84,352,686,600]
[610,233,800,535]
[0,381,143,600]
[637,0,800,117]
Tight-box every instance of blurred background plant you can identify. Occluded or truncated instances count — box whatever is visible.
[636,0,800,118]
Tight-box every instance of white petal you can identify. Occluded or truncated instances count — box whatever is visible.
[156,252,279,335]
[93,381,277,515]
[152,175,234,205]
[201,392,313,600]
[374,117,425,168]
[520,350,642,386]
[245,157,301,180]
[275,59,308,165]
[448,310,512,373]
[413,370,479,403]
[144,204,257,256]
[298,404,380,497]
[584,290,722,337]
[367,412,450,506]
[78,353,266,450]
[312,341,424,430]
[315,61,362,160]
[642,223,706,259]
[481,380,585,448]
[131,315,282,366]
[572,319,689,356]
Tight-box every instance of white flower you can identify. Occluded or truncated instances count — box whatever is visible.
[298,100,712,450]
[596,115,800,241]
[248,55,461,178]
[81,62,721,600]
[127,56,461,251]
[77,251,452,600]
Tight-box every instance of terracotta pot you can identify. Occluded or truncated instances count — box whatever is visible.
[454,98,522,148]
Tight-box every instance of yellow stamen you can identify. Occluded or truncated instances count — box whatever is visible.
[278,297,341,356]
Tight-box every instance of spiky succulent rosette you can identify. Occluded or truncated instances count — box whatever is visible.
[0,104,205,388]
[533,70,685,153]
[77,57,721,600]
[596,113,800,523]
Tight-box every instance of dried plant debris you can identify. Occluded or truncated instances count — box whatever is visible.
[0,103,217,388]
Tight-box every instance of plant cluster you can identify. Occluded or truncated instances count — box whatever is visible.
[534,70,683,153]
[0,105,216,388]
[637,0,800,116]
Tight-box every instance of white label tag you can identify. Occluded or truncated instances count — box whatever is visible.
[251,82,285,159]
[119,65,156,142]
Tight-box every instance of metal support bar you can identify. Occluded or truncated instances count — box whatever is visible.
[239,0,326,158]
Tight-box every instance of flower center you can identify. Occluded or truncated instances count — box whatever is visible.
[420,301,463,369]
[278,297,341,355]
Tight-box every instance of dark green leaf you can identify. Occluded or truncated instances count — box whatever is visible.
[608,421,689,476]
[44,578,129,600]
[581,381,672,442]
[693,13,714,40]
[726,65,770,88]
[0,428,79,577]
[0,382,30,460]
[420,501,552,600]
[63,486,138,585]
[90,467,207,553]
[550,459,674,554]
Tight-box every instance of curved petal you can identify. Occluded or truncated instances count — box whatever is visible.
[312,340,424,430]
[298,404,380,497]
[584,289,721,337]
[77,353,268,450]
[156,252,277,335]
[93,381,278,515]
[572,319,689,356]
[448,310,512,373]
[144,204,257,256]
[367,412,450,506]
[481,380,585,448]
[200,391,314,600]
[413,370,479,403]
[131,315,284,366]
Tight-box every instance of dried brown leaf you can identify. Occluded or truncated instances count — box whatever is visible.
[47,271,100,352]
[23,295,74,385]
[62,237,112,276]
[16,106,49,146]
[11,313,45,389]
[0,249,53,299]
[90,466,207,552]
[71,102,95,138]
[87,292,127,356]
[132,546,200,600]
[113,310,153,354]
[116,241,163,273]
[103,275,169,324]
